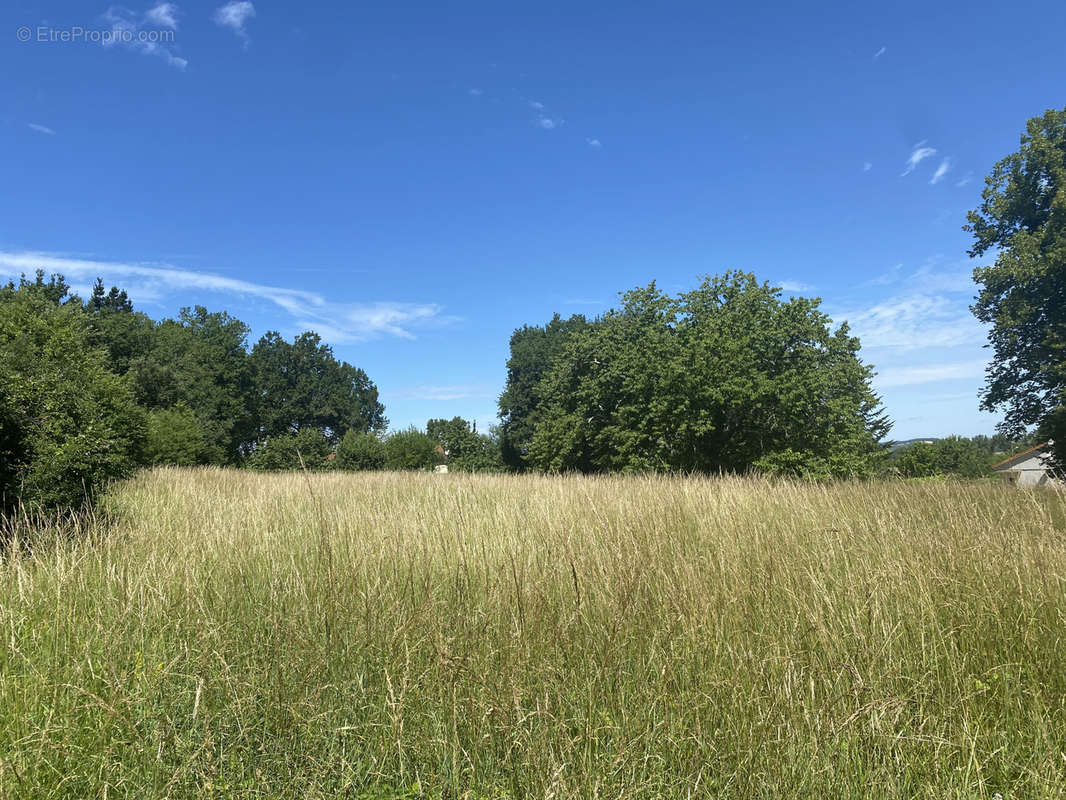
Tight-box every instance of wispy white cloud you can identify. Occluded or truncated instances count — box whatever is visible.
[866,262,903,286]
[145,2,179,28]
[0,250,451,343]
[956,171,974,187]
[468,87,483,97]
[875,360,987,388]
[873,46,886,60]
[839,293,982,350]
[537,116,561,130]
[102,4,187,69]
[402,384,497,401]
[836,256,984,353]
[586,138,602,148]
[863,161,872,172]
[529,100,544,110]
[779,280,814,293]
[929,157,952,184]
[901,141,936,176]
[212,0,255,44]
[26,123,56,135]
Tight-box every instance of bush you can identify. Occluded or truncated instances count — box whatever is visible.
[334,430,386,471]
[894,436,992,479]
[145,404,209,466]
[426,417,504,472]
[383,427,443,471]
[246,428,333,471]
[0,288,146,513]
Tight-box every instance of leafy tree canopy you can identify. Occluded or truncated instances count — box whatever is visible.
[892,436,993,479]
[145,404,210,467]
[426,417,503,472]
[249,331,387,445]
[0,284,145,513]
[334,430,386,471]
[516,273,890,477]
[967,107,1066,465]
[498,313,589,470]
[246,427,334,472]
[384,427,444,471]
[128,307,254,465]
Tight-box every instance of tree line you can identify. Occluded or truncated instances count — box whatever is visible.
[0,273,500,515]
[498,272,891,478]
[3,105,1062,514]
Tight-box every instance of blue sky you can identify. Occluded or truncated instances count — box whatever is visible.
[3,0,1065,439]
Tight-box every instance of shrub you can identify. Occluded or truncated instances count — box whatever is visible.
[383,427,443,471]
[426,417,504,472]
[894,436,992,479]
[145,404,209,466]
[246,428,333,471]
[334,430,386,471]
[0,288,146,513]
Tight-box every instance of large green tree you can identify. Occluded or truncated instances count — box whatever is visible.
[249,331,386,445]
[0,280,146,513]
[383,427,443,471]
[128,307,254,464]
[334,430,386,471]
[85,278,156,377]
[522,273,889,477]
[498,313,589,469]
[967,107,1066,466]
[893,437,992,479]
[426,416,503,472]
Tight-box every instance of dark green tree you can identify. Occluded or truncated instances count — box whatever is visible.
[144,404,210,466]
[249,331,386,445]
[966,107,1066,467]
[88,277,133,313]
[334,430,386,471]
[84,279,155,376]
[893,437,992,479]
[524,273,889,477]
[128,307,254,464]
[246,427,334,472]
[427,417,503,472]
[8,270,77,306]
[498,313,589,470]
[383,427,443,471]
[0,284,146,513]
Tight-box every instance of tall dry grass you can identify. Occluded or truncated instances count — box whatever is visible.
[1,468,1065,798]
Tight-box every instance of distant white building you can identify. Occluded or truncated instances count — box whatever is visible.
[992,442,1062,488]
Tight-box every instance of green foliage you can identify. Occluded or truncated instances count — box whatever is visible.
[892,436,993,479]
[249,331,387,445]
[426,416,504,472]
[0,284,146,513]
[246,427,334,472]
[383,427,444,471]
[498,313,589,470]
[144,404,209,466]
[128,307,255,465]
[966,107,1066,469]
[334,430,386,471]
[518,273,889,476]
[84,280,155,377]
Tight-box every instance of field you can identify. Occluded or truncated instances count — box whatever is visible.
[2,470,1066,798]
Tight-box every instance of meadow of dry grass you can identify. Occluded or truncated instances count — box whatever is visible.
[2,468,1065,798]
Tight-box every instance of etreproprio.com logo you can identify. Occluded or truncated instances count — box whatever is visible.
[16,25,175,44]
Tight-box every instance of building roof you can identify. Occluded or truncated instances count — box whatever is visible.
[991,441,1050,471]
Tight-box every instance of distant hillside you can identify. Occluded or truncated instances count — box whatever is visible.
[888,438,940,452]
